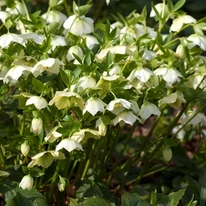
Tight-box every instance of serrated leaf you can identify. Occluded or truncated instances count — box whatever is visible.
[83,198,111,206]
[121,193,152,206]
[174,0,186,12]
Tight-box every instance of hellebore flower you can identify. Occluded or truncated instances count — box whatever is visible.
[187,34,206,51]
[83,97,106,116]
[76,75,96,92]
[63,14,94,36]
[31,58,63,77]
[113,111,138,126]
[49,91,84,110]
[170,15,196,32]
[19,175,34,190]
[45,126,62,143]
[0,33,24,48]
[56,139,83,152]
[20,141,30,156]
[30,117,43,135]
[28,151,66,168]
[106,98,132,115]
[139,102,161,120]
[66,45,84,64]
[26,96,48,110]
[150,3,169,18]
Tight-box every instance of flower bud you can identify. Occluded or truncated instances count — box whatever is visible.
[19,175,34,190]
[31,117,43,135]
[20,141,30,156]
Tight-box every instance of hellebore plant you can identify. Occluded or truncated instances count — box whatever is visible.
[0,0,206,205]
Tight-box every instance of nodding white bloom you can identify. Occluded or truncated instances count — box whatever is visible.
[30,117,43,135]
[96,45,132,60]
[187,34,206,51]
[182,111,206,127]
[19,175,34,190]
[42,10,67,26]
[76,75,96,92]
[20,141,30,156]
[56,139,83,152]
[0,33,24,48]
[159,92,186,109]
[31,58,63,77]
[170,15,196,32]
[120,26,137,42]
[175,44,185,58]
[83,97,106,116]
[172,125,186,141]
[3,65,31,84]
[128,67,153,83]
[45,126,62,143]
[66,45,84,64]
[150,3,169,18]
[49,91,84,110]
[0,11,8,23]
[6,1,26,15]
[106,98,132,115]
[154,66,182,86]
[142,50,157,61]
[113,111,138,126]
[71,129,100,143]
[28,151,66,169]
[51,35,67,50]
[20,33,44,45]
[96,118,107,136]
[82,35,99,49]
[134,24,157,39]
[139,102,161,120]
[192,74,206,89]
[63,14,94,36]
[26,96,48,110]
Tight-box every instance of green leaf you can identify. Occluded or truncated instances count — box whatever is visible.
[159,189,186,206]
[0,170,10,178]
[59,69,71,88]
[200,170,206,206]
[121,193,152,206]
[5,0,15,8]
[32,78,45,94]
[83,198,111,206]
[174,0,186,12]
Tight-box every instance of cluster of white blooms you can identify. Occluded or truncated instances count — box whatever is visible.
[0,0,206,186]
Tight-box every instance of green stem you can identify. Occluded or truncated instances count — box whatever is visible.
[48,161,60,203]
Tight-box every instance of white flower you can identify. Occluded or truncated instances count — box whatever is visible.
[42,10,67,26]
[20,141,30,156]
[76,75,96,92]
[49,91,84,110]
[0,11,8,23]
[96,118,107,136]
[113,111,138,126]
[120,26,137,42]
[0,33,24,48]
[20,33,44,44]
[45,126,62,143]
[134,24,157,39]
[128,67,153,83]
[150,3,169,18]
[71,129,100,143]
[28,151,66,168]
[106,98,131,115]
[182,111,206,127]
[66,45,84,64]
[63,14,94,36]
[31,58,63,77]
[192,75,206,89]
[82,35,99,49]
[31,117,43,135]
[6,1,26,15]
[159,93,186,109]
[175,44,185,58]
[26,96,48,110]
[83,97,105,116]
[170,15,196,32]
[142,50,157,60]
[172,125,185,141]
[187,34,206,51]
[51,35,67,50]
[19,175,34,190]
[56,139,83,152]
[3,65,31,84]
[154,66,182,86]
[96,45,132,60]
[139,102,161,120]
